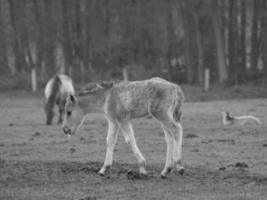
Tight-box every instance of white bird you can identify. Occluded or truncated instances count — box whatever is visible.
[221,112,261,126]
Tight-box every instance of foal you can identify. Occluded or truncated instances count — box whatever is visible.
[62,77,184,177]
[44,74,75,125]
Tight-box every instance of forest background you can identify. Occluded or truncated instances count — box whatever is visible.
[0,0,267,93]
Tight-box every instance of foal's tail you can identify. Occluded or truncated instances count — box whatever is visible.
[45,75,62,117]
[173,87,185,122]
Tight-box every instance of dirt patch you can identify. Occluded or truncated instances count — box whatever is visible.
[184,133,199,138]
[1,160,267,200]
[0,93,267,200]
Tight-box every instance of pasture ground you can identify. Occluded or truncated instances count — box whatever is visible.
[0,90,267,200]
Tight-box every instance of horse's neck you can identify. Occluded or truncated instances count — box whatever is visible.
[78,90,110,114]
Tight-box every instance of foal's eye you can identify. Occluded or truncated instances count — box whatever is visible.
[66,111,72,116]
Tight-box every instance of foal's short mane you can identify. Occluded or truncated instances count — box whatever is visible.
[77,80,115,96]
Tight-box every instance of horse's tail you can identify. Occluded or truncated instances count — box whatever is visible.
[173,86,185,122]
[45,75,62,125]
[46,75,62,106]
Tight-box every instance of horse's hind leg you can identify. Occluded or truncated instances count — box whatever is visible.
[118,121,147,175]
[99,120,119,175]
[172,122,184,174]
[160,125,174,177]
[162,118,184,175]
[153,112,184,177]
[45,103,54,125]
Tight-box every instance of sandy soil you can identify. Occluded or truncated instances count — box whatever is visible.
[0,91,266,200]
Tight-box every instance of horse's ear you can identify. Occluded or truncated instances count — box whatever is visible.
[69,94,76,103]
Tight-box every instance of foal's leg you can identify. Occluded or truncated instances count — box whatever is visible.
[151,110,176,177]
[99,120,119,175]
[152,109,184,177]
[162,118,184,175]
[172,122,184,174]
[160,125,174,177]
[118,121,147,175]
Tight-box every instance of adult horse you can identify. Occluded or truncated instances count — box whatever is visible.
[44,74,75,125]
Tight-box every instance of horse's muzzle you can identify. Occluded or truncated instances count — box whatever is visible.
[62,126,71,135]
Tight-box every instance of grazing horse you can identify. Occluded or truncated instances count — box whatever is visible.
[44,74,75,125]
[62,77,184,177]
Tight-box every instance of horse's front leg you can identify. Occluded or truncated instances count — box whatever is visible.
[58,107,64,124]
[57,100,65,124]
[99,120,119,175]
[118,121,147,175]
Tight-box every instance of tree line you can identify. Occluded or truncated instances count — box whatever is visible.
[0,0,266,90]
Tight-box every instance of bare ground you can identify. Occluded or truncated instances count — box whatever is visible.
[0,91,267,200]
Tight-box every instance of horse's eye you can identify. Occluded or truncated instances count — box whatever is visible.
[66,111,72,116]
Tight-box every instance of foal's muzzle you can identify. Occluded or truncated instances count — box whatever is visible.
[62,126,71,135]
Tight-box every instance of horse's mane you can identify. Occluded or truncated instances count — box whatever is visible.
[78,80,116,96]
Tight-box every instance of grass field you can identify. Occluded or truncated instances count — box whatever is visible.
[0,91,266,200]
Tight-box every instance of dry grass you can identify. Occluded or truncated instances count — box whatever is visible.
[0,92,267,200]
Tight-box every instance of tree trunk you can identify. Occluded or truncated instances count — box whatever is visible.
[122,67,129,81]
[260,0,267,80]
[55,42,65,74]
[84,0,94,78]
[239,0,247,83]
[61,0,72,76]
[178,0,195,84]
[166,0,175,81]
[0,0,14,75]
[4,0,17,75]
[211,0,228,84]
[250,0,260,73]
[31,68,37,91]
[193,11,204,85]
[228,0,238,84]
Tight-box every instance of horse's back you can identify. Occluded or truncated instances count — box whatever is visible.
[44,78,54,99]
[106,77,183,119]
[45,76,60,99]
[126,77,182,102]
[58,74,75,95]
[45,74,74,100]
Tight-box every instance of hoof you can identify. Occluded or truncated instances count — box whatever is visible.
[98,168,106,176]
[139,168,147,176]
[98,166,110,176]
[160,174,167,179]
[98,171,105,176]
[139,172,148,178]
[178,168,185,176]
[160,167,172,178]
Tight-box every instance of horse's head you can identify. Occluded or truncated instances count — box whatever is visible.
[62,81,114,136]
[62,94,84,136]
